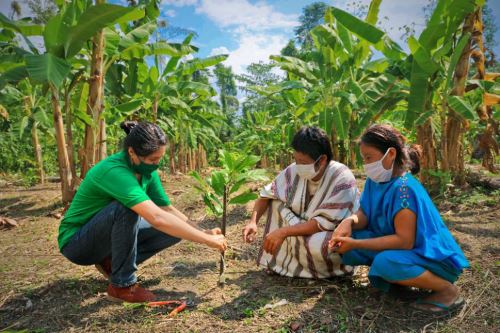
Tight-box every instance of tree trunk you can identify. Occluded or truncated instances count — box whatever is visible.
[331,131,339,162]
[64,89,78,186]
[96,117,107,161]
[31,124,44,184]
[443,12,474,185]
[50,86,74,204]
[169,140,176,174]
[23,96,44,184]
[152,94,158,123]
[417,118,438,187]
[81,1,105,178]
[470,8,498,173]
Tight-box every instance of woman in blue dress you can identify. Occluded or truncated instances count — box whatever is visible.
[329,124,469,313]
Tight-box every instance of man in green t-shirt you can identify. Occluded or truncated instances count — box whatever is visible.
[59,122,227,303]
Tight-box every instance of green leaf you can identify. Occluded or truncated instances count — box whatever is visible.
[229,191,258,205]
[115,99,143,113]
[0,12,39,53]
[331,7,384,44]
[234,155,260,173]
[164,96,191,112]
[119,21,157,49]
[44,14,66,57]
[447,95,476,120]
[406,61,430,128]
[181,55,229,76]
[365,0,382,25]
[25,54,71,88]
[19,116,29,139]
[408,36,440,75]
[64,4,135,58]
[211,171,226,197]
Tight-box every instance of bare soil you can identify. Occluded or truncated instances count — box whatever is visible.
[0,174,499,332]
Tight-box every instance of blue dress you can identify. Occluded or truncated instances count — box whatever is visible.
[342,173,469,292]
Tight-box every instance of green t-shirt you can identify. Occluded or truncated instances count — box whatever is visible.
[58,151,170,251]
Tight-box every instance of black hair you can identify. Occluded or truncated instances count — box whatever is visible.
[291,126,333,162]
[360,124,422,174]
[120,121,167,157]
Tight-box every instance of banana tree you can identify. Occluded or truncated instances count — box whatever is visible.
[191,150,268,285]
[325,0,483,185]
[266,1,406,168]
[0,1,144,203]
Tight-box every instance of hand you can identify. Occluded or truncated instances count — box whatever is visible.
[242,221,258,243]
[263,229,286,255]
[206,234,228,253]
[204,227,222,235]
[329,236,357,254]
[329,218,353,249]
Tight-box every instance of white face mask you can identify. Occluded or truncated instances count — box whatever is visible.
[296,156,322,180]
[364,148,394,183]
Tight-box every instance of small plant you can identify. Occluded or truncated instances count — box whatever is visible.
[191,149,268,285]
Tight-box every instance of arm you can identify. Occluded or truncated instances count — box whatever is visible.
[242,197,271,242]
[262,218,321,255]
[162,205,188,222]
[250,197,271,224]
[332,209,416,253]
[132,200,227,251]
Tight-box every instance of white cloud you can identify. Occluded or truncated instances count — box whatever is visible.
[163,0,198,7]
[195,0,298,31]
[223,32,288,74]
[335,0,427,50]
[165,9,176,17]
[209,46,230,56]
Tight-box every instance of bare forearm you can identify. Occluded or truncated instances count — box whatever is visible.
[153,210,210,245]
[349,209,368,230]
[354,234,413,251]
[280,219,321,237]
[251,198,270,224]
[163,205,188,222]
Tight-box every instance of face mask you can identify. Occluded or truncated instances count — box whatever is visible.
[364,148,394,183]
[296,156,322,180]
[132,157,159,176]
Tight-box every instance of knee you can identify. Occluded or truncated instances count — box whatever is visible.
[372,250,400,270]
[110,201,139,224]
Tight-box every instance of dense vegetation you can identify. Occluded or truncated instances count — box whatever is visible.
[0,0,498,202]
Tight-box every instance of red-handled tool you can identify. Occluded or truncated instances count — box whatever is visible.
[146,299,193,317]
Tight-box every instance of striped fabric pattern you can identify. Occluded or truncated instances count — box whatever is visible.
[257,161,360,278]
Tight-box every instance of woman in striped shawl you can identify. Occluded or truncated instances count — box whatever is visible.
[242,127,359,278]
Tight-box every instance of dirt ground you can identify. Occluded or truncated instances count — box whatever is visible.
[0,174,499,333]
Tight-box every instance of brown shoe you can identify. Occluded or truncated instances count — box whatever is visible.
[107,283,157,303]
[95,257,112,279]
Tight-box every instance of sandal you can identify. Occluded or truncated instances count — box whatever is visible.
[411,296,464,314]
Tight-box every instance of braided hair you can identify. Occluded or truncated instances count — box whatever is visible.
[120,121,167,157]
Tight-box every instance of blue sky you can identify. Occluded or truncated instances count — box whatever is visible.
[146,0,500,74]
[1,0,499,75]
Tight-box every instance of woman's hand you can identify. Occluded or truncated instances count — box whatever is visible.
[329,236,358,254]
[205,234,228,252]
[263,228,286,255]
[242,221,258,243]
[204,227,222,235]
[329,218,353,249]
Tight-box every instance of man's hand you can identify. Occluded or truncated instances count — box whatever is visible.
[263,229,286,255]
[242,221,258,243]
